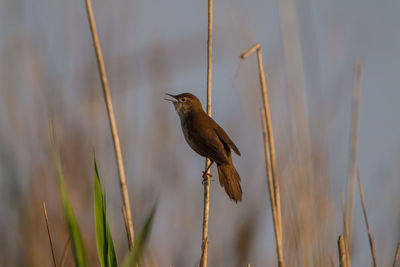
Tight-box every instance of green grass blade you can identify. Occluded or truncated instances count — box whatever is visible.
[122,203,157,267]
[94,158,118,267]
[51,125,88,267]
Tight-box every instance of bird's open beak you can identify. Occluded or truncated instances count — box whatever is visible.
[164,93,178,103]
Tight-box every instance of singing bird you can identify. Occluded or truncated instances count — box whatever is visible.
[165,93,242,202]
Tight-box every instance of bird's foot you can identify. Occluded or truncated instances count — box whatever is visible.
[202,171,212,184]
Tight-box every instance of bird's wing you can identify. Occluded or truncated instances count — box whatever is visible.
[199,134,230,164]
[183,114,230,164]
[213,122,241,156]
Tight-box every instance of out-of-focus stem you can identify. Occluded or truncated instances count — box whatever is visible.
[338,235,347,267]
[341,189,351,267]
[346,62,362,252]
[59,238,71,267]
[43,202,57,267]
[393,243,400,267]
[357,167,377,267]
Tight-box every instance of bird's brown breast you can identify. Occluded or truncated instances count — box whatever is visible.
[180,115,208,158]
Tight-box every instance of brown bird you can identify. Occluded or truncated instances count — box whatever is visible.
[165,93,242,202]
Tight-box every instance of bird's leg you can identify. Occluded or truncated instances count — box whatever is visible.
[202,160,214,184]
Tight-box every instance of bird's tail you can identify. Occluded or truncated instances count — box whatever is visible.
[217,156,242,202]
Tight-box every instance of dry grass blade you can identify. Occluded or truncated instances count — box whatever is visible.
[43,202,57,267]
[60,238,71,267]
[242,43,284,267]
[338,235,347,267]
[200,0,213,266]
[345,62,362,250]
[357,167,377,266]
[393,243,400,267]
[84,0,135,248]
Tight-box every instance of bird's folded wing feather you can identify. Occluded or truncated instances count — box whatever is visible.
[213,124,241,156]
[197,132,230,164]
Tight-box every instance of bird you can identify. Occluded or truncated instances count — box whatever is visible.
[165,93,242,202]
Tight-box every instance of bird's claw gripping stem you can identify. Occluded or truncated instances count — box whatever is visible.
[202,160,214,184]
[202,171,212,184]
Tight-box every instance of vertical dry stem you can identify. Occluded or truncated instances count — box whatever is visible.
[260,109,283,267]
[200,0,213,266]
[346,62,362,250]
[43,202,57,267]
[257,47,283,250]
[357,167,377,266]
[338,235,347,267]
[341,189,348,245]
[241,43,284,267]
[393,243,400,267]
[84,0,134,248]
[341,189,351,267]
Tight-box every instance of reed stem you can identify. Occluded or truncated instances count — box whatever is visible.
[357,167,377,267]
[241,43,284,267]
[84,0,135,248]
[338,235,347,267]
[200,0,213,266]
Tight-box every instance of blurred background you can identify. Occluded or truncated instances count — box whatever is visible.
[1,0,399,266]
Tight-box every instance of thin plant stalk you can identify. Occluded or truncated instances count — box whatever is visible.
[60,238,71,267]
[338,235,347,267]
[255,47,283,237]
[241,43,284,267]
[43,202,57,267]
[393,243,400,267]
[260,108,283,266]
[341,189,348,249]
[84,0,134,248]
[341,189,351,267]
[200,0,213,266]
[346,62,362,250]
[357,167,377,267]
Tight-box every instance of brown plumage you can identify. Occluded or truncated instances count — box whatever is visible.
[165,93,242,202]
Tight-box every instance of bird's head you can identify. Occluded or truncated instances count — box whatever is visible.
[165,93,203,118]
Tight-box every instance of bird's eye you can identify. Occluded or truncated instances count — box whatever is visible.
[181,97,186,102]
